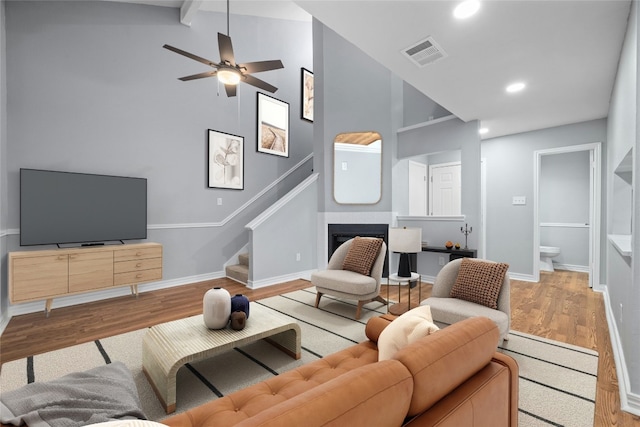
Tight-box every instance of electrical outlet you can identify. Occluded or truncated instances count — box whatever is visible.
[217,198,222,206]
[438,256,445,266]
[296,253,301,261]
[512,196,526,205]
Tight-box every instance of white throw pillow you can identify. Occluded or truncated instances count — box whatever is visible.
[378,305,440,361]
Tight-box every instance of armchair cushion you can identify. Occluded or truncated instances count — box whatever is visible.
[378,306,440,361]
[342,236,383,276]
[450,258,509,310]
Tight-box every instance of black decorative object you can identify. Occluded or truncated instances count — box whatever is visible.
[231,294,250,319]
[460,223,473,249]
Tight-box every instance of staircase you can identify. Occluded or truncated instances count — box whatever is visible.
[225,253,249,284]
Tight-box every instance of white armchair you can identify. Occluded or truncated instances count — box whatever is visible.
[311,237,387,320]
[420,258,511,341]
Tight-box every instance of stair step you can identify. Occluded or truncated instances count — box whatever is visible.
[226,263,248,284]
[238,253,249,266]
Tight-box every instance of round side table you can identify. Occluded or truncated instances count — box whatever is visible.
[387,272,422,316]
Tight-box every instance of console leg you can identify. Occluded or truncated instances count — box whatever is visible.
[44,299,53,317]
[130,285,139,298]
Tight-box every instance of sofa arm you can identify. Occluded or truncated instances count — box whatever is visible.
[365,314,397,343]
[393,316,500,416]
[233,359,413,427]
[490,352,519,426]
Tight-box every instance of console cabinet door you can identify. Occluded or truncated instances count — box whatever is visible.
[11,255,68,302]
[69,251,114,293]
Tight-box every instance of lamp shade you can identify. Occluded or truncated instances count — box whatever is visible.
[388,227,422,254]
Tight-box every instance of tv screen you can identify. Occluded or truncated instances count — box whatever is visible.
[20,169,147,246]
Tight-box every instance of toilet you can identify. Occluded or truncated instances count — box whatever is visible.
[539,246,561,272]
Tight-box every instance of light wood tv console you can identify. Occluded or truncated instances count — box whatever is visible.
[8,242,162,316]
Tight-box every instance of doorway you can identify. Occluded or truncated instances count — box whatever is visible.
[533,143,601,287]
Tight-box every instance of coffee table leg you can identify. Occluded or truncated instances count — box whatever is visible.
[264,325,301,359]
[143,337,178,414]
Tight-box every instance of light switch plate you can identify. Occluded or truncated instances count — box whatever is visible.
[512,196,526,205]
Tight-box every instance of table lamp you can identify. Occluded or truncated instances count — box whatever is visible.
[389,227,422,277]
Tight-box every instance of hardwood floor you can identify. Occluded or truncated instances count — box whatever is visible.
[1,272,639,426]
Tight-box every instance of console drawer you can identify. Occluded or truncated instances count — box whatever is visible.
[114,268,162,286]
[115,257,163,274]
[115,246,162,262]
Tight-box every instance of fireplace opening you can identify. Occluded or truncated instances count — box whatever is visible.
[328,224,389,277]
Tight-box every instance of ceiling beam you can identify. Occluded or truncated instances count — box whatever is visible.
[180,0,203,27]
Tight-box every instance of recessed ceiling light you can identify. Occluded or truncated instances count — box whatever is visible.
[454,0,480,19]
[479,128,489,135]
[506,82,526,93]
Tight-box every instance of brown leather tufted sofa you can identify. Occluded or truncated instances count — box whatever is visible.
[162,315,518,427]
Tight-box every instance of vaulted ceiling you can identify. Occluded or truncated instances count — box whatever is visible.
[108,0,632,139]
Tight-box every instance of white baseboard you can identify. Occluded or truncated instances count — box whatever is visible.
[601,286,640,416]
[247,270,314,289]
[508,272,537,282]
[554,263,589,273]
[7,271,226,317]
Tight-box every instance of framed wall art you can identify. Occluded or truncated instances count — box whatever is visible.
[257,92,290,157]
[208,129,244,190]
[301,68,314,122]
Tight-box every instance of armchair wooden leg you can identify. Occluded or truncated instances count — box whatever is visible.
[373,295,386,305]
[356,301,365,320]
[315,292,323,308]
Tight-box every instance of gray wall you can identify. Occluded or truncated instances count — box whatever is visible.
[540,151,590,268]
[482,119,607,277]
[2,1,313,313]
[606,0,639,398]
[250,176,317,283]
[314,22,394,214]
[402,81,451,127]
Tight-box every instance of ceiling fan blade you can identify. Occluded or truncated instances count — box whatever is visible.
[225,84,237,97]
[163,44,219,68]
[238,60,284,74]
[178,71,217,81]
[218,33,236,66]
[243,74,278,93]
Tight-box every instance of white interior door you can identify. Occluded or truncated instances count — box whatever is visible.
[408,160,427,216]
[429,162,461,215]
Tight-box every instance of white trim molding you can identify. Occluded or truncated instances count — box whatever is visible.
[247,174,318,230]
[397,215,466,222]
[602,286,640,416]
[248,270,313,289]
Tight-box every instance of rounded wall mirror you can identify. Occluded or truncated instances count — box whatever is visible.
[333,131,382,204]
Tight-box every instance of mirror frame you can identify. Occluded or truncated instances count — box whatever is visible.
[333,131,383,205]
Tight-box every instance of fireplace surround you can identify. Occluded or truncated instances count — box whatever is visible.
[327,223,389,277]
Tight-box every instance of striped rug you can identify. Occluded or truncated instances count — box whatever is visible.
[0,287,597,426]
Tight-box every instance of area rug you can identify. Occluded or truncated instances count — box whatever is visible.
[1,287,598,426]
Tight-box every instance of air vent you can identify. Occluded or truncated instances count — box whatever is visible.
[402,36,448,67]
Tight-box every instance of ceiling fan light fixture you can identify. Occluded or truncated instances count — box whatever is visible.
[217,68,241,85]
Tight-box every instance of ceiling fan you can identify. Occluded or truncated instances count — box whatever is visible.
[163,0,284,97]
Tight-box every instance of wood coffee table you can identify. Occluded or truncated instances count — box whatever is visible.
[142,303,301,414]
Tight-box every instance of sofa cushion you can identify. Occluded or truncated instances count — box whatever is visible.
[342,236,383,276]
[421,297,510,339]
[161,342,379,427]
[310,269,377,295]
[392,316,500,417]
[233,360,413,427]
[450,258,509,309]
[378,306,440,361]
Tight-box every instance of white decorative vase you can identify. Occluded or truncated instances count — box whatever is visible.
[203,287,231,329]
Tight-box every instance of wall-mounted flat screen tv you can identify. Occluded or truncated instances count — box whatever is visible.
[20,169,147,246]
